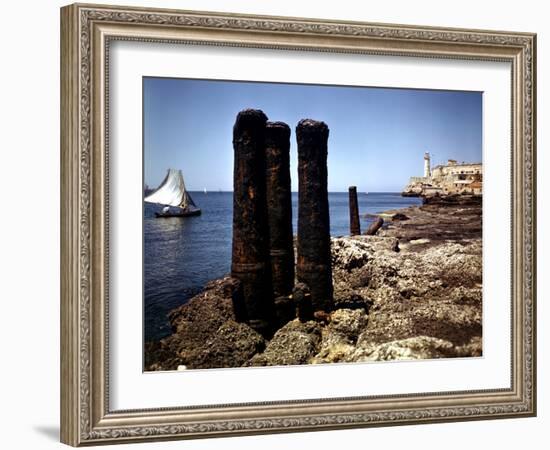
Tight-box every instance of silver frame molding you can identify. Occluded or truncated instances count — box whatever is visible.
[60,3,536,446]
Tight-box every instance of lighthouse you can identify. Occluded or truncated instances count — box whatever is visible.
[424,152,431,178]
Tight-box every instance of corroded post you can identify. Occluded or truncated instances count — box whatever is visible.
[293,282,313,322]
[348,186,361,235]
[296,119,334,312]
[365,216,384,236]
[265,121,294,299]
[231,109,274,336]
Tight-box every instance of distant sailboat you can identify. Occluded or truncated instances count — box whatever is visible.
[145,169,201,218]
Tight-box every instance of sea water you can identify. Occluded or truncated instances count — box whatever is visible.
[144,192,421,341]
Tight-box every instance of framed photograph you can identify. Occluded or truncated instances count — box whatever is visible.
[60,3,536,446]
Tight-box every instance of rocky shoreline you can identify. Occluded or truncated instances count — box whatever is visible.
[145,200,482,371]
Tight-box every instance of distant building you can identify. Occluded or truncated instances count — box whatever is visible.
[402,153,482,197]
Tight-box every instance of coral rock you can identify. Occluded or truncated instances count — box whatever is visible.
[247,319,321,366]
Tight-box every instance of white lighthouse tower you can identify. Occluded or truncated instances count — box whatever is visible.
[424,152,431,178]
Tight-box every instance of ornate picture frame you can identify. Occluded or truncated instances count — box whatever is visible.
[60,3,536,446]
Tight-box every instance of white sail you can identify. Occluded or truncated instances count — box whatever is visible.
[180,176,197,209]
[145,169,197,209]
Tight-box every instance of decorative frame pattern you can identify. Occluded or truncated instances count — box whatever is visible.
[60,3,536,446]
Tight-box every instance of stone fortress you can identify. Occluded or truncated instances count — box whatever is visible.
[402,152,482,197]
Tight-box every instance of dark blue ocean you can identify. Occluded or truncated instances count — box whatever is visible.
[144,192,421,342]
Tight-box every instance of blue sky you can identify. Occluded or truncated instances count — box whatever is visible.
[144,77,482,192]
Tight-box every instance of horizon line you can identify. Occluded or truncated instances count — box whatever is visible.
[145,190,404,194]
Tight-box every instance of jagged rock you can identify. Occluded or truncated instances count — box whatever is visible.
[331,235,399,273]
[247,319,321,366]
[332,229,482,354]
[331,237,370,271]
[193,320,265,369]
[454,336,483,357]
[310,340,355,364]
[146,202,483,371]
[422,194,482,206]
[392,213,410,221]
[148,277,241,370]
[144,341,184,371]
[328,308,368,342]
[379,203,482,243]
[358,298,482,348]
[348,336,458,362]
[145,277,240,370]
[310,309,368,364]
[396,278,430,299]
[168,276,239,336]
[333,283,372,311]
[447,285,482,305]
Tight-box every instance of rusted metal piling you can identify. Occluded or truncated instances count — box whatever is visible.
[293,282,313,322]
[296,119,334,312]
[348,186,361,235]
[231,109,274,336]
[365,216,384,236]
[265,121,295,299]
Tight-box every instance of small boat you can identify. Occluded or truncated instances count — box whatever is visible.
[154,208,201,218]
[145,168,201,218]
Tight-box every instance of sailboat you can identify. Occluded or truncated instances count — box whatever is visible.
[145,169,201,218]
